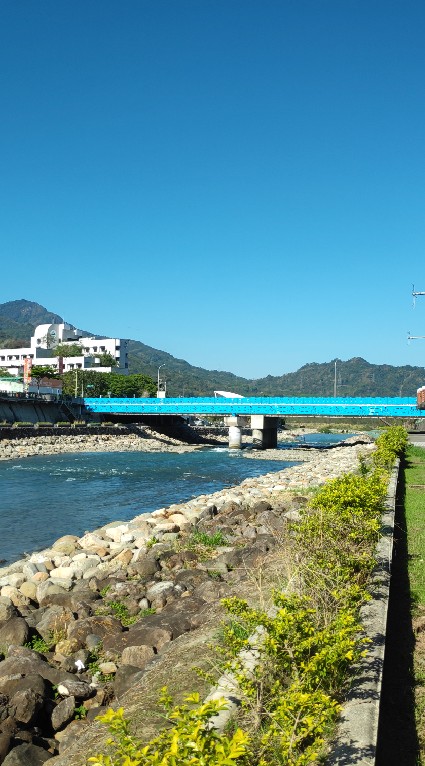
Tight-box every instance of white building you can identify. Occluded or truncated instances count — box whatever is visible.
[0,322,128,376]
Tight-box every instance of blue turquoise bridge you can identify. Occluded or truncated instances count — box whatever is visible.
[84,396,424,419]
[83,396,424,449]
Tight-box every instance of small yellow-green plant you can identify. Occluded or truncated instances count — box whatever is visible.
[88,692,249,766]
[25,635,53,653]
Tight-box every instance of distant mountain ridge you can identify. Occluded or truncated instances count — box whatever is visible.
[0,299,424,398]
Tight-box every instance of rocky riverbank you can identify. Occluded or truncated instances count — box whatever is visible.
[0,425,359,462]
[0,437,374,764]
[0,429,201,461]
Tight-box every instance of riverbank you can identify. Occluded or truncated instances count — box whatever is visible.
[0,438,375,764]
[0,425,363,462]
[0,428,201,461]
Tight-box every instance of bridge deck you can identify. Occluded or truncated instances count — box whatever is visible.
[83,396,425,418]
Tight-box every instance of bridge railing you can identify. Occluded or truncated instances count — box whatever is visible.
[82,396,425,418]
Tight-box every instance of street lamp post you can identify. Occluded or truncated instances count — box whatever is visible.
[157,364,166,398]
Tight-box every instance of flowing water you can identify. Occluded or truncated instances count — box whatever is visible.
[0,448,299,565]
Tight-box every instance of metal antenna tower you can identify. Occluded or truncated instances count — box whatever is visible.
[408,286,425,341]
[412,284,425,309]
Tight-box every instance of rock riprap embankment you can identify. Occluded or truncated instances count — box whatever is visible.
[0,430,200,461]
[0,440,373,764]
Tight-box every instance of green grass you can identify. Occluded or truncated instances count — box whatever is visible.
[403,445,425,759]
[405,446,425,606]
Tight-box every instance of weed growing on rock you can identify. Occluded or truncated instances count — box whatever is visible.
[25,635,53,653]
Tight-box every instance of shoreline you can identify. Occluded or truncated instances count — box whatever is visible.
[0,425,361,462]
[0,437,371,576]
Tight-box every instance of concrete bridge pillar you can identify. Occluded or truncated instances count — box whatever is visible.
[224,416,244,449]
[250,415,279,449]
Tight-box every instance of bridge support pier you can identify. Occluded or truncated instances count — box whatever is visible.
[224,416,244,449]
[250,415,279,449]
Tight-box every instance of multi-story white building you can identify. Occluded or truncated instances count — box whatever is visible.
[0,322,129,376]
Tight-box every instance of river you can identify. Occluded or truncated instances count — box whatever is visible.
[0,433,354,565]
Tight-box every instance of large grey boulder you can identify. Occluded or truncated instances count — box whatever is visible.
[56,680,93,700]
[9,689,44,725]
[102,625,172,657]
[0,619,29,649]
[2,743,52,764]
[113,665,146,699]
[35,607,75,643]
[67,616,122,648]
[127,555,160,579]
[120,645,155,669]
[51,696,76,732]
[0,674,50,701]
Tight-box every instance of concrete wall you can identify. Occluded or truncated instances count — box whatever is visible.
[0,397,66,424]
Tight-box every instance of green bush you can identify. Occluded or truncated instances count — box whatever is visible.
[55,421,70,427]
[12,421,33,428]
[372,425,408,469]
[88,694,249,766]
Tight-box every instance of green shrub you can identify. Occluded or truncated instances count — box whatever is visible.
[88,693,249,766]
[36,422,53,428]
[25,635,53,653]
[55,421,70,427]
[12,421,33,428]
[372,425,408,469]
[189,530,228,548]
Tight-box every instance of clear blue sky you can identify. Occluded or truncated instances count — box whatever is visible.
[1,0,425,379]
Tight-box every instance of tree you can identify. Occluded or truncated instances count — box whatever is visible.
[60,371,157,398]
[31,365,58,394]
[52,343,83,357]
[97,352,117,367]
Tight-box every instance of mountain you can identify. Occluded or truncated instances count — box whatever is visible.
[0,300,63,350]
[0,299,424,397]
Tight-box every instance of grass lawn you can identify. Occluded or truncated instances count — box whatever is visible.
[377,444,425,765]
[405,446,425,761]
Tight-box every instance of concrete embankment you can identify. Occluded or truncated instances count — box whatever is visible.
[0,439,375,764]
[0,397,67,426]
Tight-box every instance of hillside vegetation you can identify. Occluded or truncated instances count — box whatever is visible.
[0,299,424,397]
